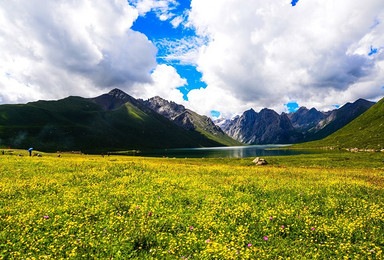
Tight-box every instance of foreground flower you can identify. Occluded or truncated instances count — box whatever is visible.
[263,237,268,240]
[190,226,194,230]
[248,243,252,247]
[311,227,316,231]
[148,212,152,216]
[43,216,49,219]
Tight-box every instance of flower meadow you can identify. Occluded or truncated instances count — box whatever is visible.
[0,152,383,259]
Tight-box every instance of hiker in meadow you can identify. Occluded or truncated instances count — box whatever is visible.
[28,147,33,156]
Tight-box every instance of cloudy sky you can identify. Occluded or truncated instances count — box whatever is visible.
[1,0,384,118]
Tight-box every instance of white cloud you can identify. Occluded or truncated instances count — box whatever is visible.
[186,0,384,116]
[170,9,190,29]
[171,16,184,28]
[155,37,207,65]
[186,85,256,119]
[0,0,157,104]
[132,64,186,104]
[133,0,177,21]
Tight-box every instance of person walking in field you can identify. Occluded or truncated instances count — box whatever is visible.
[28,148,33,156]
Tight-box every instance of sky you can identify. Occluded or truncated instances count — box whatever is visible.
[1,0,384,119]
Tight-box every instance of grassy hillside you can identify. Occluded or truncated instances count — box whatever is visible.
[0,151,383,258]
[0,97,230,152]
[293,97,384,150]
[304,99,374,142]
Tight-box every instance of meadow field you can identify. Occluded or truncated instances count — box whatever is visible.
[0,150,383,259]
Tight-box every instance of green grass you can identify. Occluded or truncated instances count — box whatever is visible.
[0,151,383,259]
[293,97,384,150]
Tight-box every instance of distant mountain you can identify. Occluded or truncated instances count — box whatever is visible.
[305,98,375,141]
[293,97,384,150]
[213,118,233,131]
[141,96,241,146]
[287,107,330,132]
[224,108,302,144]
[214,98,374,145]
[0,89,238,152]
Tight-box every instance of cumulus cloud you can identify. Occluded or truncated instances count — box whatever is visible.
[187,85,258,119]
[132,64,186,104]
[0,0,156,104]
[186,0,384,115]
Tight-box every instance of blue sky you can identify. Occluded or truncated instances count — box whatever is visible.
[0,0,384,118]
[132,0,207,101]
[291,0,300,7]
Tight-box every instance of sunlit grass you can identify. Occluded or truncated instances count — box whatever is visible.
[0,151,383,259]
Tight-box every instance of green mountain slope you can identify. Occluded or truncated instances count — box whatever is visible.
[303,99,374,141]
[293,97,384,150]
[183,109,242,146]
[0,91,235,152]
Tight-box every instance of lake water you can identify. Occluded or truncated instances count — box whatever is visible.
[136,145,310,158]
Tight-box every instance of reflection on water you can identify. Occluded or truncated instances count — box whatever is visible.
[138,145,310,158]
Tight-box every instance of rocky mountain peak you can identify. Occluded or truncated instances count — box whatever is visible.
[224,107,300,145]
[259,108,279,116]
[108,88,127,97]
[297,106,309,112]
[142,96,186,120]
[244,108,256,114]
[92,88,138,111]
[287,106,328,132]
[140,96,230,138]
[106,88,137,103]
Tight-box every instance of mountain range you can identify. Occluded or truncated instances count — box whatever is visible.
[218,98,375,145]
[304,99,375,141]
[0,89,239,152]
[0,88,380,152]
[222,108,302,144]
[293,97,384,150]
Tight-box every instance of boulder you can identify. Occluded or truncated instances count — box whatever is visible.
[252,157,268,165]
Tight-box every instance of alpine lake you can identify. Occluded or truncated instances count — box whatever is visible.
[130,145,312,158]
